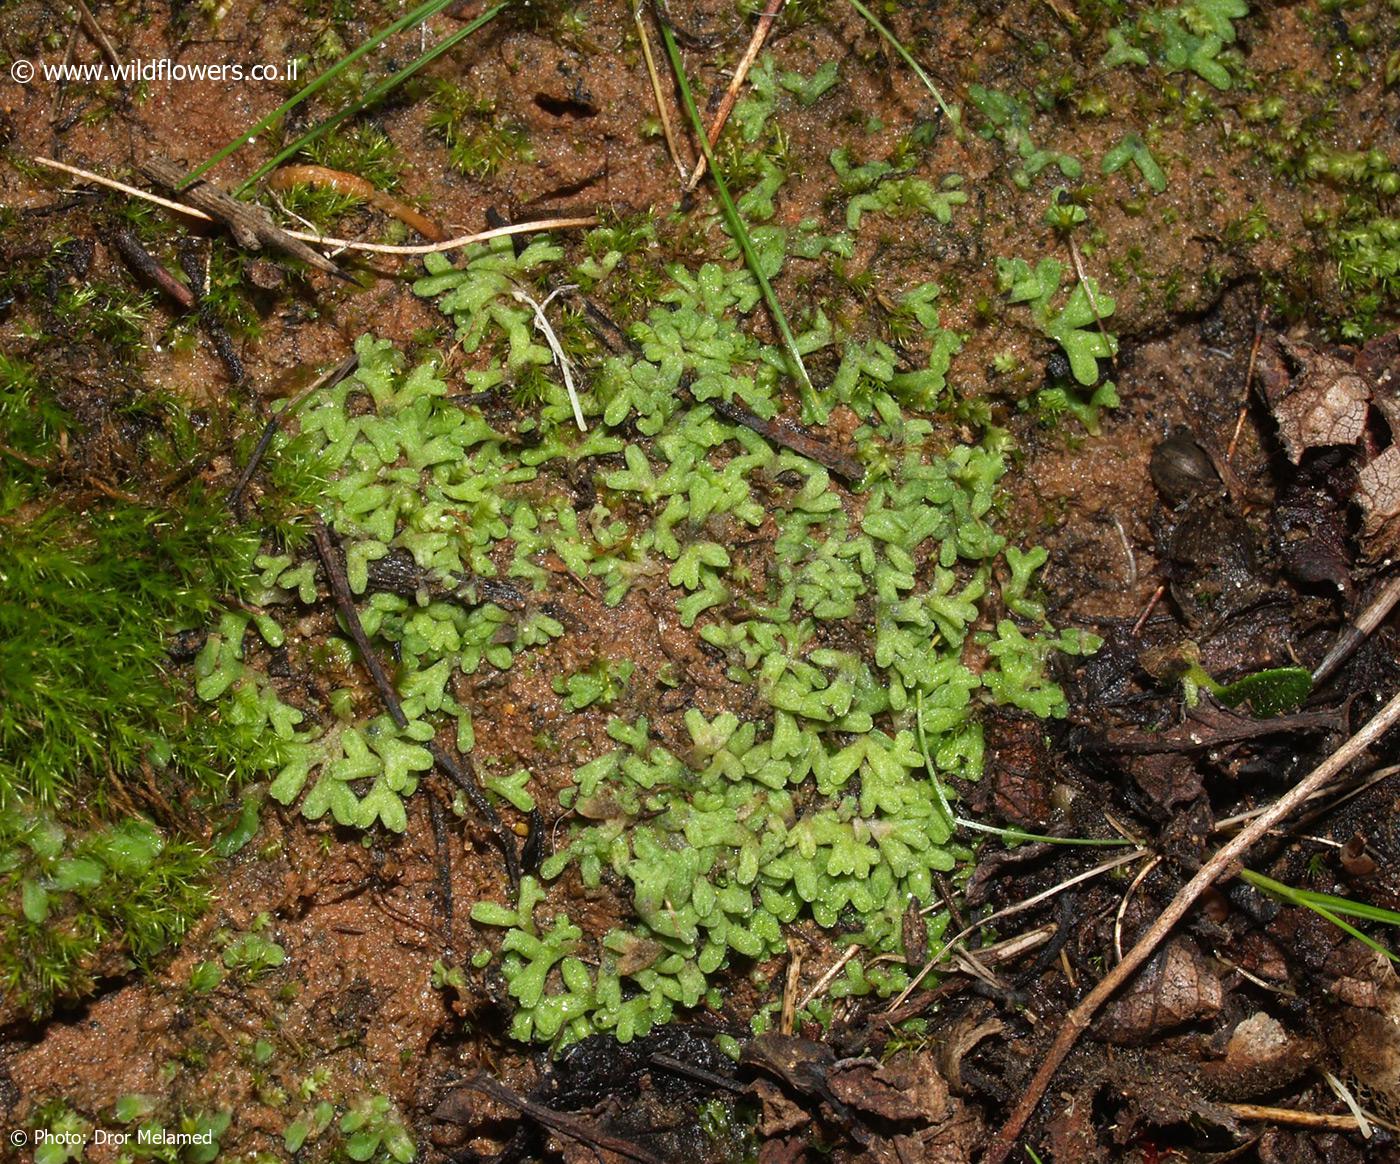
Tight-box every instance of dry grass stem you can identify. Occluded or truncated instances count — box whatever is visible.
[683,0,786,193]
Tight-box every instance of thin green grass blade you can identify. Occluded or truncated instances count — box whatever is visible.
[847,0,960,132]
[1241,868,1400,963]
[655,17,821,423]
[236,2,510,195]
[1242,869,1400,926]
[186,0,462,187]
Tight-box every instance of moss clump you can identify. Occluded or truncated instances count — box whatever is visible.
[0,351,297,1017]
[425,83,535,178]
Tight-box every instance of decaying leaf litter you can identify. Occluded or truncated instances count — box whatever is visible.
[2,0,1399,1160]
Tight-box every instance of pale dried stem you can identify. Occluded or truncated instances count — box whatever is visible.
[886,849,1149,1014]
[33,156,595,256]
[634,4,690,181]
[683,0,786,194]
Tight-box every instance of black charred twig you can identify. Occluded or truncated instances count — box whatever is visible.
[1075,707,1340,754]
[108,225,194,309]
[177,239,244,383]
[576,298,862,480]
[428,791,455,961]
[228,352,358,516]
[141,156,351,281]
[648,1052,746,1093]
[707,394,863,483]
[457,1073,665,1164]
[311,520,521,891]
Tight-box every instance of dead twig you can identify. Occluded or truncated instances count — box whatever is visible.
[634,3,689,181]
[705,392,863,482]
[176,239,244,383]
[32,156,595,256]
[1312,570,1400,686]
[141,156,351,280]
[296,215,599,256]
[68,0,122,71]
[984,685,1400,1164]
[780,941,802,1035]
[683,0,786,194]
[1213,763,1400,833]
[459,1072,665,1164]
[35,155,212,219]
[1074,706,1340,754]
[887,849,1148,1013]
[1226,305,1269,462]
[310,520,521,892]
[107,225,195,309]
[229,352,359,517]
[1223,1101,1395,1134]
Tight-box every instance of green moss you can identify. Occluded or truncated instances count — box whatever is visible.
[0,355,296,1017]
[426,82,535,177]
[302,122,403,189]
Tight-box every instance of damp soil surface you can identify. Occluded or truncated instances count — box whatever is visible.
[3,0,1400,1161]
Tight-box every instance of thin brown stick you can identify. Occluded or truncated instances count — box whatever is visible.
[1224,1101,1391,1133]
[706,391,863,482]
[1213,763,1400,833]
[0,441,52,470]
[310,520,521,891]
[107,224,195,308]
[1226,306,1268,461]
[461,1072,664,1164]
[984,686,1400,1164]
[228,352,359,516]
[32,157,595,256]
[887,849,1147,1013]
[780,942,802,1035]
[1131,582,1166,637]
[143,155,351,279]
[1312,570,1400,686]
[683,0,786,193]
[635,4,689,181]
[69,0,122,71]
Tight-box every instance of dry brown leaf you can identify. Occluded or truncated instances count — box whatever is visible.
[1096,937,1223,1044]
[1105,1051,1240,1140]
[1197,1012,1319,1100]
[1260,336,1371,463]
[828,1054,951,1124]
[752,1078,811,1137]
[1355,445,1400,562]
[1358,331,1400,434]
[933,1010,1006,1094]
